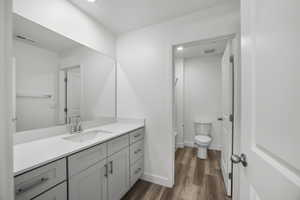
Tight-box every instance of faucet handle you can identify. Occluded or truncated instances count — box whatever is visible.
[78,123,83,132]
[75,116,82,132]
[68,116,76,133]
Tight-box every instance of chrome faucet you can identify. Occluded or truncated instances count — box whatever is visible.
[68,116,83,134]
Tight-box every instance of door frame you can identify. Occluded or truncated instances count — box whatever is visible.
[0,0,14,199]
[174,57,185,149]
[168,33,241,199]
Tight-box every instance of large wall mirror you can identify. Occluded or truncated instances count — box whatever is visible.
[13,14,116,132]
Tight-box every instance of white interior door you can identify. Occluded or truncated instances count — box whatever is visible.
[174,58,185,148]
[11,57,16,133]
[239,0,300,199]
[221,40,233,196]
[67,68,81,119]
[58,71,66,124]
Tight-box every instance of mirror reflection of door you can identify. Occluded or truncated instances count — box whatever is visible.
[66,67,81,120]
[58,67,81,124]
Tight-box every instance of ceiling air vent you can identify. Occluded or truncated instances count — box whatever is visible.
[204,49,216,54]
[15,35,36,43]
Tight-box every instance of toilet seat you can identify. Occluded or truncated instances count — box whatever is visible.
[195,135,212,146]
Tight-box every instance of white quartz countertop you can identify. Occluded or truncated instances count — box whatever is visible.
[14,122,144,176]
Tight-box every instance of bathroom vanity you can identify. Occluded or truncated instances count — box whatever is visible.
[14,123,145,200]
[12,12,145,200]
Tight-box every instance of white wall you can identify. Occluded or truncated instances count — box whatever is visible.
[116,3,240,186]
[183,55,222,150]
[0,0,14,199]
[13,0,116,57]
[14,40,59,132]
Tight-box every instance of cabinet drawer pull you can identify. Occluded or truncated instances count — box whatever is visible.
[104,164,108,177]
[134,168,142,175]
[134,149,142,154]
[134,134,141,138]
[15,177,49,195]
[109,161,113,174]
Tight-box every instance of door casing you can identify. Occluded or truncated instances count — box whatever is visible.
[169,33,242,200]
[0,0,14,199]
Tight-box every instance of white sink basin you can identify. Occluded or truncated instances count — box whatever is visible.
[63,130,110,143]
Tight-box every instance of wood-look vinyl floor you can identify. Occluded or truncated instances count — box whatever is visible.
[122,147,231,200]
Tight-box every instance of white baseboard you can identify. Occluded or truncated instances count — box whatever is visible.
[176,142,184,148]
[209,144,222,151]
[183,141,222,151]
[141,173,172,188]
[184,141,195,147]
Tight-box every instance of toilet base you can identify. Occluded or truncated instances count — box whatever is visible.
[197,146,208,159]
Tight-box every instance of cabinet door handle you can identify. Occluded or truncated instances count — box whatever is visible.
[134,134,141,138]
[109,161,113,174]
[134,149,142,154]
[104,164,108,177]
[134,168,142,175]
[15,177,49,196]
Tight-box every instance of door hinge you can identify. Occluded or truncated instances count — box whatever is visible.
[230,55,234,63]
[229,172,232,180]
[64,108,68,113]
[229,114,234,122]
[64,77,68,82]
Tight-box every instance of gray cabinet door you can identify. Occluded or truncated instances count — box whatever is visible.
[69,159,108,200]
[32,182,67,200]
[108,148,130,200]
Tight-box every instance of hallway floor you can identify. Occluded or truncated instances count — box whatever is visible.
[122,147,230,200]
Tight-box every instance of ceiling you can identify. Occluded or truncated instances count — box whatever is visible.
[69,0,238,34]
[174,39,228,59]
[13,14,81,53]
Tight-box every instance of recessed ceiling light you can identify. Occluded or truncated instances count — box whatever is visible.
[177,46,184,51]
[87,0,96,2]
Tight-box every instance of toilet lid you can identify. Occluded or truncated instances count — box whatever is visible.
[195,135,211,143]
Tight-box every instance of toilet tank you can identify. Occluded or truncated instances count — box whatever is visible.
[194,120,212,136]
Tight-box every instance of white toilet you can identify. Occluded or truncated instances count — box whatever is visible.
[194,120,213,159]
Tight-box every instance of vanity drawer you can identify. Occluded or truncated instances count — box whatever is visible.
[15,159,66,200]
[130,139,144,165]
[107,134,129,156]
[130,158,144,187]
[68,143,107,177]
[130,128,144,144]
[32,181,67,200]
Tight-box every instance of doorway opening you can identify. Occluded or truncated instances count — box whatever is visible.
[171,34,240,198]
[58,66,81,124]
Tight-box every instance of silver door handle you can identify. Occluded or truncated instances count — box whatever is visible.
[134,168,142,175]
[134,149,142,154]
[109,161,113,174]
[104,164,108,177]
[231,154,248,167]
[15,177,49,195]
